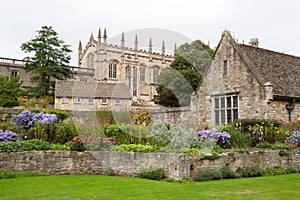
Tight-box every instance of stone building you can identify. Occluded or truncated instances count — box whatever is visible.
[196,30,300,126]
[55,80,131,111]
[0,57,35,89]
[75,28,173,104]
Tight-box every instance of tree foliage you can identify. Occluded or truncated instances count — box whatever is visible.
[21,26,72,98]
[157,40,213,107]
[0,75,22,108]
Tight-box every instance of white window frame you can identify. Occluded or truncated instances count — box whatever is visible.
[214,95,238,125]
[62,96,67,104]
[115,98,120,105]
[88,97,94,104]
[74,97,81,104]
[102,97,107,105]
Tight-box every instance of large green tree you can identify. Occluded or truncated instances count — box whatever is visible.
[0,75,22,108]
[157,40,213,107]
[21,26,72,97]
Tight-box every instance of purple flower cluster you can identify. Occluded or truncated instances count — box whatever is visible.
[11,110,58,130]
[286,131,300,145]
[198,128,231,148]
[0,130,19,142]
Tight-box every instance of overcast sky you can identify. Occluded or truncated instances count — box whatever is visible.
[1,0,300,66]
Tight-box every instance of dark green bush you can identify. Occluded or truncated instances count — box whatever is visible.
[96,110,116,125]
[236,165,263,178]
[264,166,287,176]
[24,120,78,144]
[219,125,251,148]
[195,168,222,181]
[256,142,272,149]
[220,166,238,179]
[138,167,165,181]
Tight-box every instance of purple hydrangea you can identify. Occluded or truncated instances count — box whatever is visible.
[11,110,35,130]
[286,131,300,145]
[198,128,230,148]
[11,110,58,130]
[36,113,57,125]
[0,130,19,142]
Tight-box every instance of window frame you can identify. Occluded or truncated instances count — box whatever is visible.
[62,96,67,104]
[102,97,107,105]
[115,98,120,105]
[109,61,117,78]
[140,66,145,82]
[88,97,94,104]
[214,94,238,125]
[223,60,228,75]
[74,97,81,104]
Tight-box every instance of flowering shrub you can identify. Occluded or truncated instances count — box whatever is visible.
[285,131,300,147]
[198,128,230,148]
[0,140,50,152]
[11,110,58,131]
[11,110,35,130]
[0,130,18,142]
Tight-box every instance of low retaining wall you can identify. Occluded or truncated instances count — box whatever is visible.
[0,150,299,180]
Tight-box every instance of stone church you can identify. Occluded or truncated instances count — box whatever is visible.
[196,30,300,126]
[55,28,173,111]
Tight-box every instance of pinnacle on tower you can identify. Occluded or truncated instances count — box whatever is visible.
[89,32,94,43]
[103,28,107,39]
[121,32,125,46]
[149,37,153,49]
[134,34,138,50]
[162,40,166,55]
[78,40,82,51]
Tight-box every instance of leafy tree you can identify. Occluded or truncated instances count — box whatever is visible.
[157,40,213,107]
[0,75,22,108]
[21,26,72,98]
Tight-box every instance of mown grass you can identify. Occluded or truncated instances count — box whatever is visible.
[0,174,300,200]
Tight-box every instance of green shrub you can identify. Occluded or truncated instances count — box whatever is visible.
[50,143,70,150]
[110,144,158,153]
[68,136,86,152]
[194,168,222,181]
[220,166,238,179]
[236,165,263,178]
[96,110,116,125]
[256,142,272,149]
[236,119,281,130]
[138,167,165,181]
[0,171,49,179]
[24,120,78,144]
[0,140,50,152]
[102,124,153,145]
[264,166,287,176]
[220,125,251,149]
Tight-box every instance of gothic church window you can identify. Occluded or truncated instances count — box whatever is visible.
[140,66,145,82]
[133,68,137,96]
[109,61,118,78]
[125,67,131,86]
[153,68,159,83]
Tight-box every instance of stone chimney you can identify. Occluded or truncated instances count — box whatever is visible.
[264,82,273,101]
[249,38,259,47]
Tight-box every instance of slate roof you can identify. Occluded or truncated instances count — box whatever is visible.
[238,44,300,97]
[55,81,131,99]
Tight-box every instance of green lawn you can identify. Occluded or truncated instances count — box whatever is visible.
[1,174,300,200]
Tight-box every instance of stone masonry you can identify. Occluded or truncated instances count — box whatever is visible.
[1,150,299,180]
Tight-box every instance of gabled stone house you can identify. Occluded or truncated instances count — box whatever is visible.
[196,30,300,126]
[55,80,131,111]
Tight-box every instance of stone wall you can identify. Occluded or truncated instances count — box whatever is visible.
[1,150,299,180]
[150,107,200,127]
[0,108,23,122]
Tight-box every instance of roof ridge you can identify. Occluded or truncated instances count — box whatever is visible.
[239,44,300,60]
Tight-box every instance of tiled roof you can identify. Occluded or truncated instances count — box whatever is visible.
[55,81,131,99]
[239,44,300,97]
